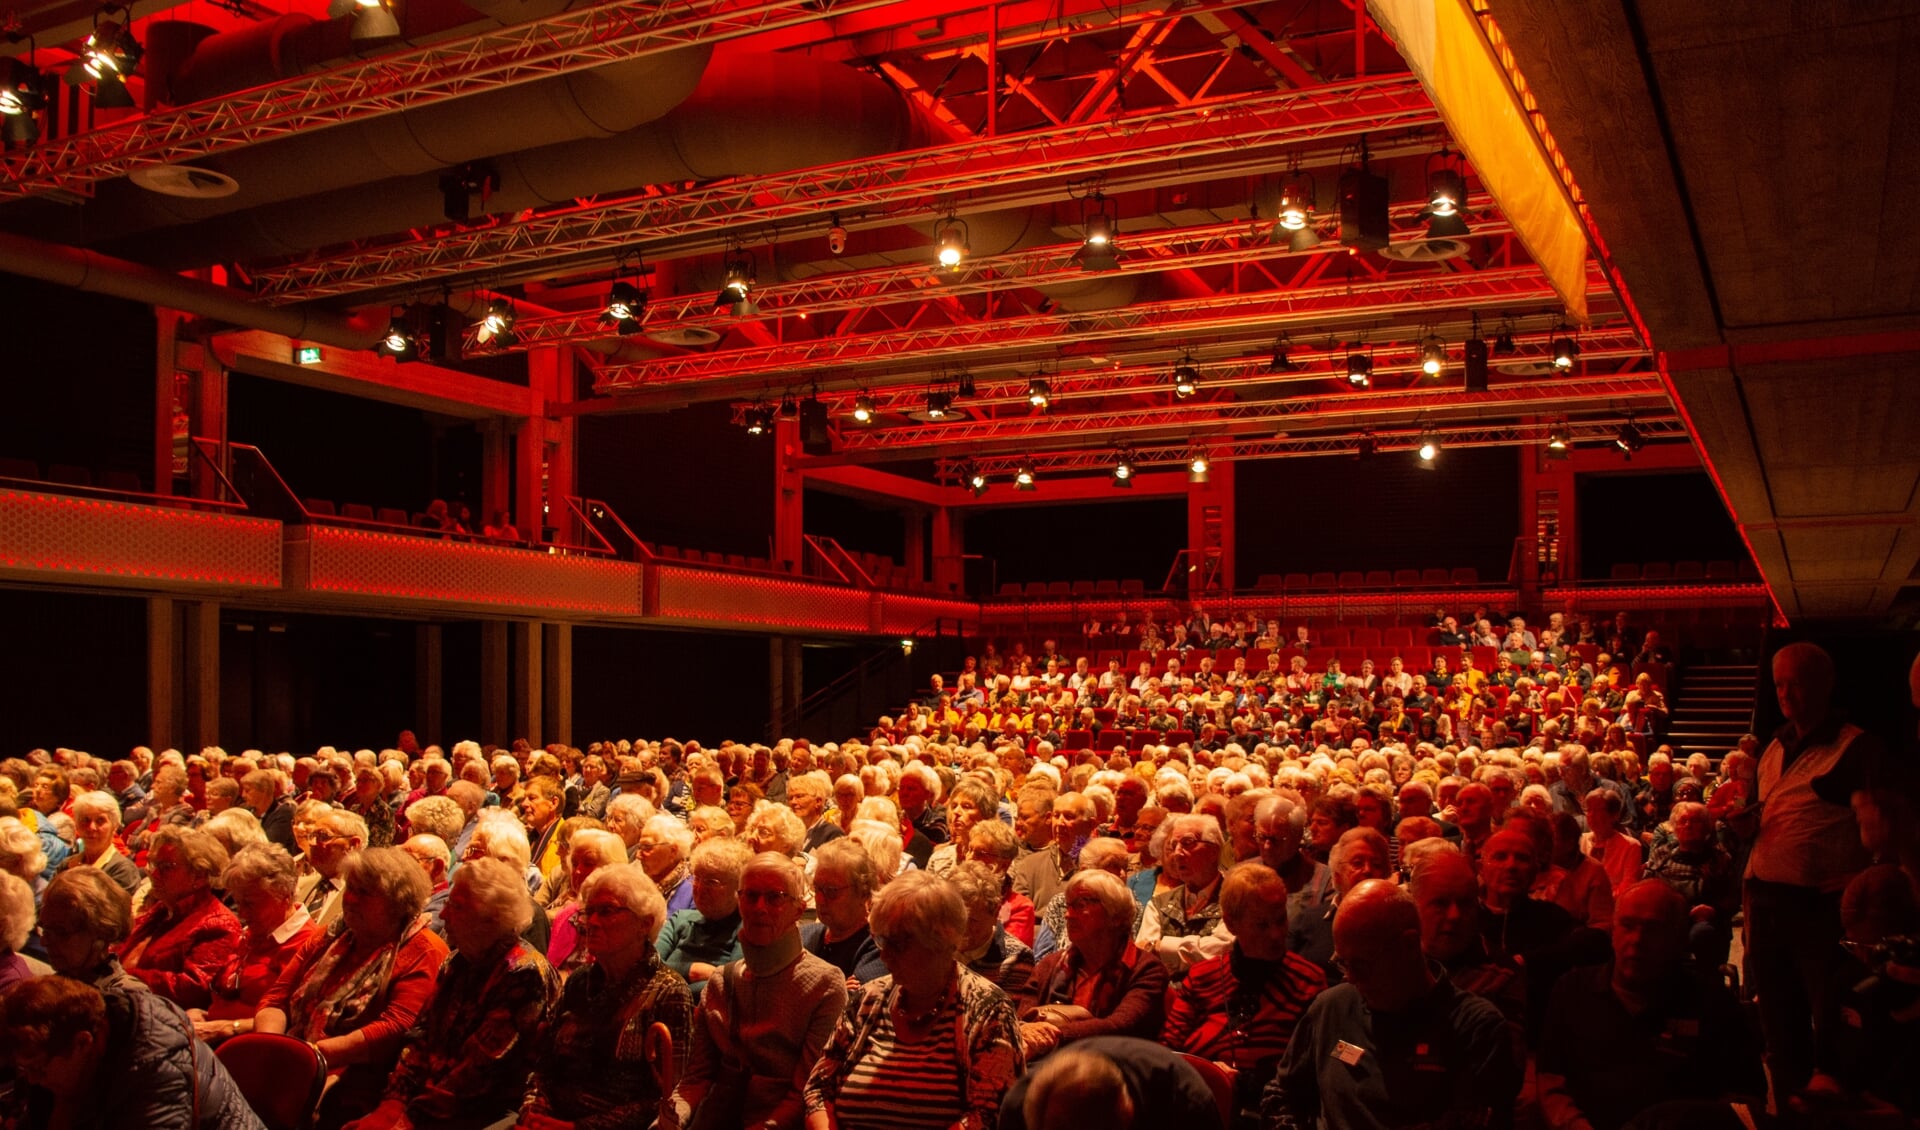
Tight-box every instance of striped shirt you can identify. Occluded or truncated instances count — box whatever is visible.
[832,1000,967,1130]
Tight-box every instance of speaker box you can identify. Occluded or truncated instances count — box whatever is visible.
[800,400,833,455]
[1338,169,1390,250]
[1464,337,1490,392]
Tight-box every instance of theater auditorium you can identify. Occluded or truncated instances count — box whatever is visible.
[1,1,1916,1128]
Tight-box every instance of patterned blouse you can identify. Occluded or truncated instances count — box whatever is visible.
[522,953,694,1130]
[384,939,560,1125]
[805,967,1023,1130]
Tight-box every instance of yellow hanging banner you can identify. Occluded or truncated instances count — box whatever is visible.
[1367,0,1589,322]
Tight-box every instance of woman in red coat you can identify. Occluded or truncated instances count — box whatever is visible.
[118,825,241,1008]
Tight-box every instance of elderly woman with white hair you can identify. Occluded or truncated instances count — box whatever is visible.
[1017,868,1168,1060]
[255,847,452,1125]
[66,790,142,895]
[194,843,318,1041]
[803,871,1023,1130]
[546,827,630,974]
[674,853,848,1130]
[352,857,562,1130]
[521,863,692,1128]
[0,871,49,993]
[656,837,750,998]
[633,812,697,913]
[118,825,241,1008]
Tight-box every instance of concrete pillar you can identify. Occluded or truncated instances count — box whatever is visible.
[479,420,514,534]
[147,598,176,752]
[512,621,543,746]
[190,350,228,502]
[931,506,965,594]
[480,621,509,746]
[186,601,220,752]
[415,624,443,747]
[1185,460,1236,594]
[774,420,804,572]
[544,623,572,747]
[902,510,927,583]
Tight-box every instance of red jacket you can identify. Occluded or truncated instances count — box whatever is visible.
[120,893,243,1009]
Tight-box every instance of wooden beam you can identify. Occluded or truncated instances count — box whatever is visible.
[211,330,531,419]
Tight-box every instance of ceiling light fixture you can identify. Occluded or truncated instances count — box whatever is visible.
[935,214,969,271]
[1551,326,1579,371]
[602,279,645,335]
[1346,349,1373,388]
[1172,355,1200,399]
[1078,192,1120,271]
[1026,377,1051,411]
[1420,334,1447,377]
[474,297,517,347]
[1014,462,1037,491]
[1615,417,1645,458]
[1422,149,1471,238]
[1268,334,1302,374]
[1,57,47,143]
[851,393,875,424]
[717,250,757,317]
[378,308,419,361]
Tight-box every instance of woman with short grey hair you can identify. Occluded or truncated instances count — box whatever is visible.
[195,842,317,1042]
[804,870,1022,1130]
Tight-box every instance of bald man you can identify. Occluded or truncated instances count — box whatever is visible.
[1747,641,1888,1093]
[1538,882,1763,1129]
[1259,880,1518,1130]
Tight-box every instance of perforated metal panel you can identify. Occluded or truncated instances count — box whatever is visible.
[651,566,874,631]
[0,489,281,588]
[297,527,640,614]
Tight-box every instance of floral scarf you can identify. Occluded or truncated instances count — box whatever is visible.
[285,914,429,1042]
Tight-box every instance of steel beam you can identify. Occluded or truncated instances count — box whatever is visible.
[0,0,908,201]
[251,75,1439,300]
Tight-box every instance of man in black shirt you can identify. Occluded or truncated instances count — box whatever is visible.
[1538,881,1764,1129]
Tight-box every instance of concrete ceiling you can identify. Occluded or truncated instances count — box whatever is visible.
[1488,0,1920,623]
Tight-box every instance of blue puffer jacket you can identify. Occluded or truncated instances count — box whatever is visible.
[18,986,266,1130]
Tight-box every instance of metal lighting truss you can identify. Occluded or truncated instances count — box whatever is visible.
[809,326,1649,418]
[593,262,1610,397]
[935,416,1690,476]
[461,206,1503,353]
[252,75,1440,299]
[826,367,1662,457]
[0,0,913,201]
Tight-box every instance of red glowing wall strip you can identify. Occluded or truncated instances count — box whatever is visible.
[649,566,876,631]
[0,489,281,587]
[296,527,641,613]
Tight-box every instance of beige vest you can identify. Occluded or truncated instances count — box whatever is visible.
[1747,722,1869,891]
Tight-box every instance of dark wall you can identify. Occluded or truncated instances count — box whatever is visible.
[220,612,416,751]
[572,625,774,742]
[965,498,1188,585]
[0,589,146,753]
[805,489,908,563]
[227,373,451,513]
[1236,448,1521,578]
[578,404,774,556]
[1577,471,1747,578]
[0,272,155,481]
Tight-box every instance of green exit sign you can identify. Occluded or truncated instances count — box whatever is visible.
[295,346,324,365]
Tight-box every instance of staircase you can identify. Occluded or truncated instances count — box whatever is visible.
[1663,663,1758,765]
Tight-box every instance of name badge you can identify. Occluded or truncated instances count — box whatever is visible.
[1332,1040,1366,1066]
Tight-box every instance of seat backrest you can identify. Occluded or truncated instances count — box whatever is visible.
[216,1033,326,1130]
[1178,1052,1236,1128]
